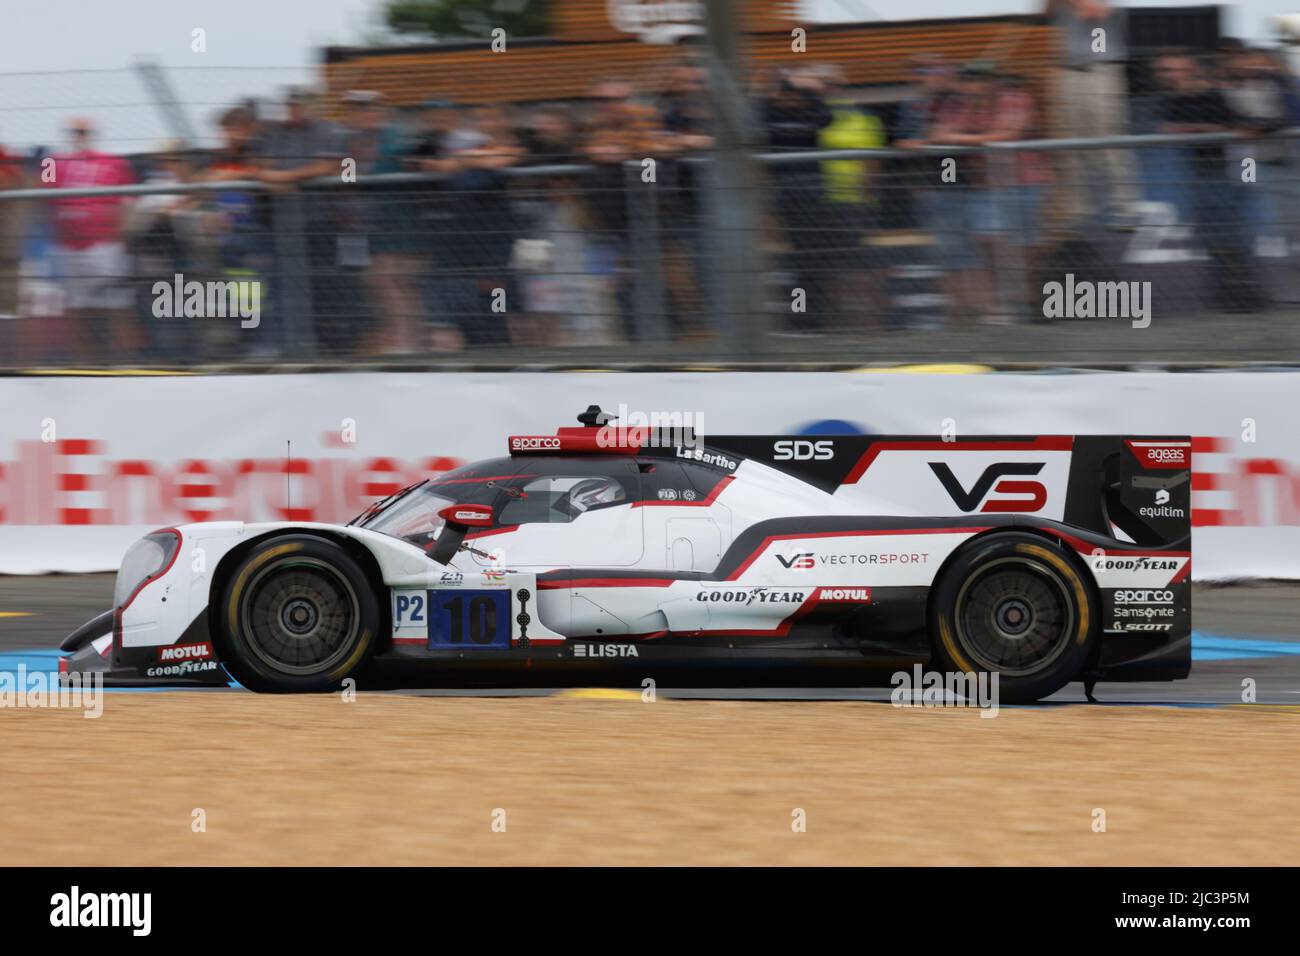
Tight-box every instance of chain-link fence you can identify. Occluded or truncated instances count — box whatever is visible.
[3,7,1300,369]
[4,130,1300,367]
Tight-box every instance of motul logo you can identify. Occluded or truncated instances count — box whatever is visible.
[157,641,212,662]
[929,462,1047,513]
[817,588,871,602]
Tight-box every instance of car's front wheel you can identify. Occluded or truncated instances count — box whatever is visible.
[216,535,378,692]
[929,532,1097,704]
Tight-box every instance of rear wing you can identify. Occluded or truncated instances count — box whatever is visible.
[705,434,1191,548]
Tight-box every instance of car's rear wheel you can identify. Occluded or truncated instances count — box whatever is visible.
[930,532,1096,704]
[216,535,378,692]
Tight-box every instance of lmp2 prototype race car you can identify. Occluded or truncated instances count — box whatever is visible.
[61,407,1193,702]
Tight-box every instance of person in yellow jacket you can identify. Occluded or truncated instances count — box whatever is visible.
[816,96,886,328]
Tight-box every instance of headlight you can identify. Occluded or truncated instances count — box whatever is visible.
[114,529,181,609]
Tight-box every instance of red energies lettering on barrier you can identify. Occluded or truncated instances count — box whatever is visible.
[0,438,465,526]
[1190,436,1300,527]
[57,438,106,525]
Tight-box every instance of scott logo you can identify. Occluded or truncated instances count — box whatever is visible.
[929,462,1047,513]
[775,552,815,569]
[774,440,834,461]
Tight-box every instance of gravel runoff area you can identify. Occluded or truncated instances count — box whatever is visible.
[1,693,1296,865]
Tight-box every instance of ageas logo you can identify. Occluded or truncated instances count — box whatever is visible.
[928,462,1047,513]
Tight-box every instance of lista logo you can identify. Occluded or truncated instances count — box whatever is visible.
[773,440,834,461]
[156,641,212,662]
[573,643,639,658]
[929,462,1047,513]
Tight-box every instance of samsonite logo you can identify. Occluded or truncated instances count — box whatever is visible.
[774,440,834,461]
[157,641,212,662]
[929,462,1047,513]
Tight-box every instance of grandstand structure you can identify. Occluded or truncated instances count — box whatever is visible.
[321,1,1058,108]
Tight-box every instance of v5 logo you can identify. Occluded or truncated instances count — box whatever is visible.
[928,462,1047,513]
[775,552,815,570]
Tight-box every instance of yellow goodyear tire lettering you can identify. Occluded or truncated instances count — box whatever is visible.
[1014,543,1091,646]
[328,628,373,681]
[938,616,976,673]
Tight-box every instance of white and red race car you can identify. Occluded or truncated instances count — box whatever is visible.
[61,407,1192,702]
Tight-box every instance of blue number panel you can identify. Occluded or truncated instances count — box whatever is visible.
[427,589,511,649]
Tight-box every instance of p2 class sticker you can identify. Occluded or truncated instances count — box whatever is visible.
[426,589,512,650]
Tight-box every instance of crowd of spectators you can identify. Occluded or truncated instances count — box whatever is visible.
[3,2,1300,362]
[1,68,725,363]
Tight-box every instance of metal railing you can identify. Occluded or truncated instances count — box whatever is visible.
[2,129,1300,367]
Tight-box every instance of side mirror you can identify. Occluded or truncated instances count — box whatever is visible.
[428,503,494,565]
[437,504,494,528]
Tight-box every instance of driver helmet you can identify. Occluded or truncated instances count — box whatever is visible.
[567,477,623,512]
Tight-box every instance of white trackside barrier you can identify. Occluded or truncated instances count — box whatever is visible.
[0,371,1295,579]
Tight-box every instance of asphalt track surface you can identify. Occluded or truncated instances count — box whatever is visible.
[2,574,1299,705]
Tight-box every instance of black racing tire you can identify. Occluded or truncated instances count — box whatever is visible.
[215,535,379,693]
[929,532,1097,704]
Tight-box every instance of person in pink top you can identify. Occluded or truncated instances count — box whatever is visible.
[45,118,136,361]
[929,64,1052,325]
[981,72,1054,323]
